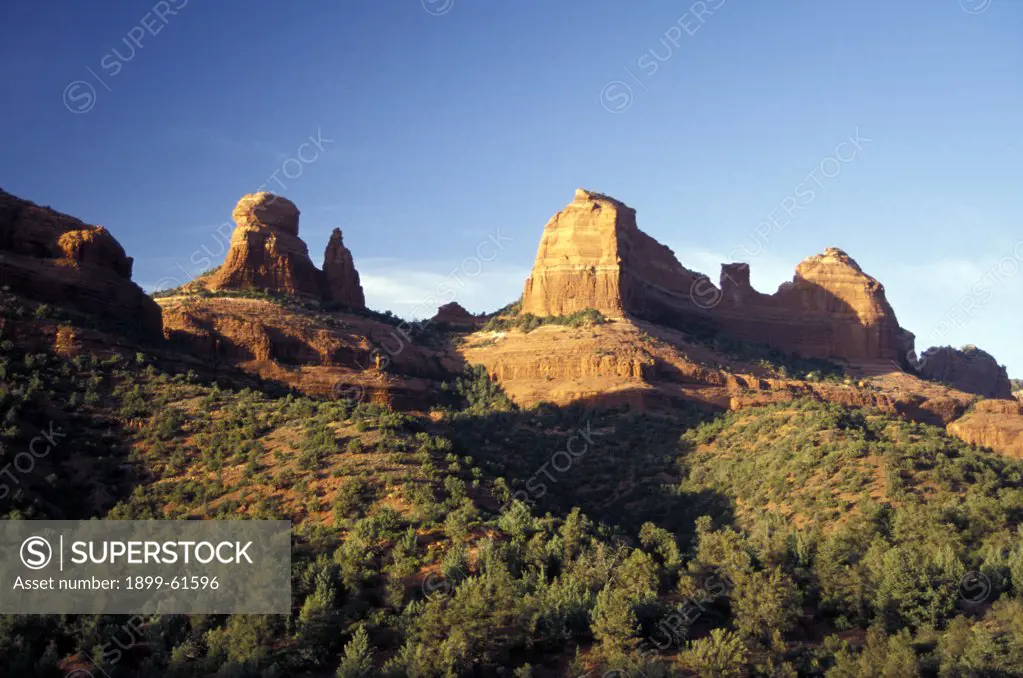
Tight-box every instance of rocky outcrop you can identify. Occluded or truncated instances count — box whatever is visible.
[206,193,366,308]
[948,400,1023,458]
[521,189,704,321]
[716,248,915,364]
[458,314,978,423]
[431,302,479,328]
[159,296,457,408]
[207,193,322,299]
[519,189,914,365]
[917,345,1012,399]
[0,188,162,336]
[55,226,133,277]
[322,228,365,308]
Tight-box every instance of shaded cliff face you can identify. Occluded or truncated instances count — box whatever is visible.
[206,193,366,308]
[918,345,1012,398]
[322,228,365,308]
[520,189,914,366]
[0,188,162,336]
[716,248,915,364]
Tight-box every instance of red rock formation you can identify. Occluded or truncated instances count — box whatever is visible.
[716,248,915,365]
[206,194,367,308]
[520,189,704,320]
[519,189,914,365]
[917,345,1012,399]
[431,302,478,328]
[56,226,133,277]
[948,399,1023,458]
[207,193,323,299]
[322,228,365,308]
[0,188,162,336]
[159,296,458,408]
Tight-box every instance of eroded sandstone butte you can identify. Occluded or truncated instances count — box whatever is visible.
[206,193,365,308]
[0,188,162,336]
[917,344,1012,399]
[521,189,704,321]
[520,189,913,366]
[715,250,915,364]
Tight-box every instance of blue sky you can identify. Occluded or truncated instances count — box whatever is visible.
[1,1,1021,375]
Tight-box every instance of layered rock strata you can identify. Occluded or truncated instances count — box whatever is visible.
[948,399,1023,458]
[520,189,914,365]
[715,249,915,364]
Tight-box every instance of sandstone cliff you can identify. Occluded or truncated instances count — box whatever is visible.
[948,399,1023,458]
[520,189,704,321]
[160,296,458,408]
[519,189,913,366]
[0,188,162,336]
[716,248,915,364]
[459,316,970,424]
[917,345,1012,399]
[206,193,366,308]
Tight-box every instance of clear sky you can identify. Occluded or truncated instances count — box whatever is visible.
[1,1,1021,375]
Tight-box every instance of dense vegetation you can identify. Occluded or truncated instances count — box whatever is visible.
[691,332,846,382]
[482,308,608,334]
[5,291,1023,676]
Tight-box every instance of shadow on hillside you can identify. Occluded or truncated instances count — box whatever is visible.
[443,390,736,541]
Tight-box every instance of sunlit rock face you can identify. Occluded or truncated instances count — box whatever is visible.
[520,189,914,365]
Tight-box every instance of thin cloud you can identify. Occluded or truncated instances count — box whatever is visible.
[359,258,529,319]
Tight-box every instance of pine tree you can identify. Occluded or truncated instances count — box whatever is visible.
[336,626,375,678]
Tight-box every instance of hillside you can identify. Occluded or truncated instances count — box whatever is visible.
[4,186,1023,676]
[8,290,1023,676]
